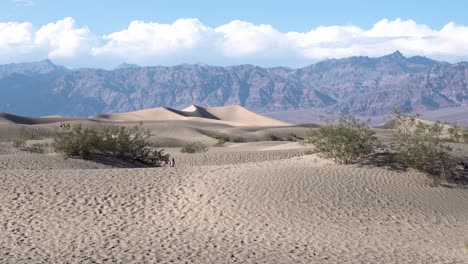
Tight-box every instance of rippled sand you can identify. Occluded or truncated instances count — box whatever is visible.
[1,143,467,263]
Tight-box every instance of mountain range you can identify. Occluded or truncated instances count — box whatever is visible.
[0,51,467,121]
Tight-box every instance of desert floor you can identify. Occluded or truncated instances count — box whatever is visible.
[0,140,467,263]
[0,108,467,263]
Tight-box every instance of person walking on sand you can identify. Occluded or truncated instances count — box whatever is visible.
[169,158,175,167]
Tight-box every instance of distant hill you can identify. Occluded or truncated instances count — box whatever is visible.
[0,59,69,78]
[114,63,141,70]
[0,52,466,122]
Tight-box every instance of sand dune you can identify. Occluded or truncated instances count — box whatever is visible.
[91,105,290,127]
[0,105,290,135]
[203,105,290,126]
[90,107,186,122]
[0,113,84,125]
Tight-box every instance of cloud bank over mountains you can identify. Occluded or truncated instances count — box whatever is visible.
[1,17,468,67]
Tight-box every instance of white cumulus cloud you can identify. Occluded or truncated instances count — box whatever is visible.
[92,18,213,58]
[1,17,468,67]
[214,20,287,57]
[0,21,34,55]
[0,17,93,64]
[35,17,93,58]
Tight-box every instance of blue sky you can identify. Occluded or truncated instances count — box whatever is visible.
[1,0,468,68]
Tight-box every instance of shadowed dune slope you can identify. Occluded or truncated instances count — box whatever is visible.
[90,107,186,122]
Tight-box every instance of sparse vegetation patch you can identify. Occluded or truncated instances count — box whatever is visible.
[12,138,26,149]
[392,110,459,186]
[264,133,283,141]
[285,132,298,141]
[463,130,468,144]
[231,136,246,143]
[305,115,378,164]
[180,141,208,153]
[53,124,169,166]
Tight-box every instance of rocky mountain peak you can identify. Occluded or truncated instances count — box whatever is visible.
[0,59,67,79]
[382,50,405,60]
[0,53,466,119]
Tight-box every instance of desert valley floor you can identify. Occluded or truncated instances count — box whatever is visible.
[0,105,467,263]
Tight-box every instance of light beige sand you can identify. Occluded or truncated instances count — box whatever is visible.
[91,107,187,122]
[200,105,290,126]
[0,113,85,125]
[0,108,467,263]
[90,105,290,127]
[0,142,467,263]
[376,117,456,130]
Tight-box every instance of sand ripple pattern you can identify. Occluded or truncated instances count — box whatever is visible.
[1,155,467,263]
[173,149,309,167]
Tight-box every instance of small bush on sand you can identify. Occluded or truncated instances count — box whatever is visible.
[53,124,168,166]
[463,130,468,144]
[28,143,49,153]
[12,138,26,149]
[213,138,227,147]
[180,141,208,153]
[231,136,246,143]
[392,110,458,186]
[305,115,378,164]
[214,134,230,142]
[53,125,98,159]
[285,132,298,141]
[264,133,282,141]
[447,123,461,143]
[98,126,169,165]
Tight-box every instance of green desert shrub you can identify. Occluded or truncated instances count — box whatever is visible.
[202,132,230,146]
[263,133,282,141]
[231,136,246,143]
[12,138,26,149]
[28,143,49,153]
[53,124,168,166]
[213,137,227,147]
[16,127,54,141]
[213,134,230,142]
[180,141,208,153]
[53,125,99,159]
[462,130,468,144]
[447,123,461,143]
[305,115,378,164]
[285,132,298,141]
[392,110,458,185]
[98,126,169,165]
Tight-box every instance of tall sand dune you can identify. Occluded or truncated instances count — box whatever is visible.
[91,105,290,127]
[203,105,290,126]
